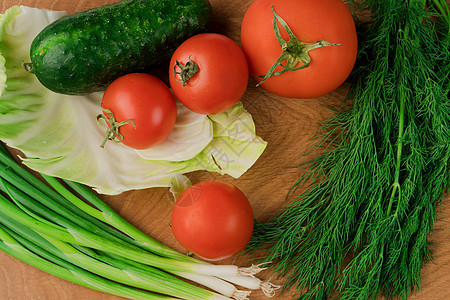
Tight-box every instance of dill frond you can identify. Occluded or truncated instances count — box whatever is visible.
[247,0,450,299]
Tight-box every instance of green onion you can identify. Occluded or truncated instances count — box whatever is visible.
[0,216,174,300]
[46,174,191,262]
[0,149,141,247]
[55,171,279,296]
[0,207,226,300]
[0,143,273,299]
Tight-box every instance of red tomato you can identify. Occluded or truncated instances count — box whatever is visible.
[170,181,254,261]
[100,73,177,150]
[169,33,249,115]
[240,0,358,99]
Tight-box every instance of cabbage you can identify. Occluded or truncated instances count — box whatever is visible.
[0,6,267,195]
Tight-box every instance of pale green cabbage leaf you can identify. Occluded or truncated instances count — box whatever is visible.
[0,6,267,195]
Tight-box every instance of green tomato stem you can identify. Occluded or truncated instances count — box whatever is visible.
[173,57,199,87]
[257,6,340,87]
[97,108,136,148]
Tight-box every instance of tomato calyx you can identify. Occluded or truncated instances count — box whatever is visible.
[257,7,340,87]
[97,108,136,148]
[173,57,199,87]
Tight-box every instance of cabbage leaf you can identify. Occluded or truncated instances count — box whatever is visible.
[0,6,267,195]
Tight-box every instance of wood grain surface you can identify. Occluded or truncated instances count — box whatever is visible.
[0,0,449,299]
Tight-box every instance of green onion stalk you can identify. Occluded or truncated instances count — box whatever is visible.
[0,215,174,300]
[0,143,275,300]
[41,157,279,296]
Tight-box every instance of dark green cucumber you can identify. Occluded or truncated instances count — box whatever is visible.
[26,0,212,95]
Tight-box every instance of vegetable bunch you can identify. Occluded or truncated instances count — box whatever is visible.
[0,143,278,299]
[248,0,449,299]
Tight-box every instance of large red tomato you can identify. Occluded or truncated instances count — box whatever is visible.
[170,181,254,261]
[240,0,358,99]
[99,73,177,150]
[169,33,249,115]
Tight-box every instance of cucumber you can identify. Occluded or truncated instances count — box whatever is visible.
[25,0,212,95]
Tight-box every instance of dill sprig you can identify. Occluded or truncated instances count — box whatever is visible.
[248,0,450,299]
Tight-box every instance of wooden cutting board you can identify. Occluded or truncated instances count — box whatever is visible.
[0,0,449,299]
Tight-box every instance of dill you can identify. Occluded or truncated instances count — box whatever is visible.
[247,0,450,299]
